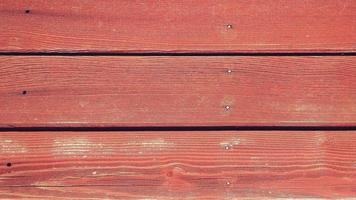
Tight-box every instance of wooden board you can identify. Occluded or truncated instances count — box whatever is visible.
[0,0,355,53]
[0,131,355,199]
[1,56,356,127]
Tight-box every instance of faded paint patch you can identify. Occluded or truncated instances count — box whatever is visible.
[275,199,356,200]
[0,139,27,154]
[137,198,158,200]
[91,171,140,177]
[294,103,321,113]
[125,138,175,155]
[78,100,90,108]
[315,133,327,146]
[52,137,113,157]
[220,138,242,150]
[220,96,235,116]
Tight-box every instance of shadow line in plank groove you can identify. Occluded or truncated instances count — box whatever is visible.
[0,52,355,57]
[1,126,356,132]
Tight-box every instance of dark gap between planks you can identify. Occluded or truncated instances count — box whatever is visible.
[1,126,356,132]
[0,52,355,57]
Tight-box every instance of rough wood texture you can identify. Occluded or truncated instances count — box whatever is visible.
[0,0,355,53]
[1,56,356,127]
[0,131,355,199]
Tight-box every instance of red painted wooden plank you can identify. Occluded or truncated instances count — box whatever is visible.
[0,0,355,53]
[0,131,355,199]
[1,56,356,127]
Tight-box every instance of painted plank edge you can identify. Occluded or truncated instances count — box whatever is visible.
[1,56,356,127]
[0,0,355,53]
[0,131,356,199]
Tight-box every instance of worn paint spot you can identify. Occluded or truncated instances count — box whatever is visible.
[220,138,241,150]
[137,198,158,200]
[294,103,321,112]
[52,137,113,157]
[125,138,175,155]
[0,139,27,154]
[93,171,141,177]
[220,97,235,115]
[78,100,90,108]
[31,180,65,190]
[314,133,330,146]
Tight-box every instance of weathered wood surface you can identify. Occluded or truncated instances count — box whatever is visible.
[0,0,355,53]
[0,131,355,199]
[1,56,356,127]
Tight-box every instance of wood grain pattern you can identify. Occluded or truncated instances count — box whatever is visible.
[0,131,355,199]
[1,56,356,127]
[0,0,355,53]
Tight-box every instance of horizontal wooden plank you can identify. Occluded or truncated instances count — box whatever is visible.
[0,0,355,53]
[1,56,356,127]
[0,131,355,199]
